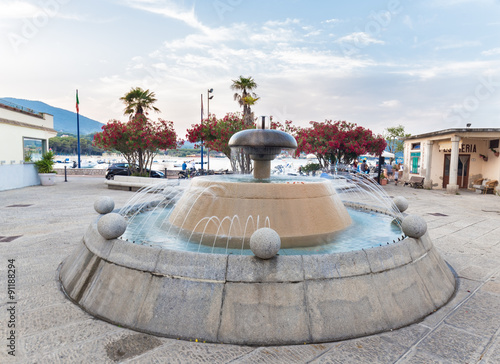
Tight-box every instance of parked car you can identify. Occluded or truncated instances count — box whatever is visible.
[105,163,164,180]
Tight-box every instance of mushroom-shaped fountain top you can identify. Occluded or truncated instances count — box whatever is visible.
[229,116,297,179]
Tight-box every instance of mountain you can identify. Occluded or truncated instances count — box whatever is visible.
[1,97,105,135]
[180,141,196,149]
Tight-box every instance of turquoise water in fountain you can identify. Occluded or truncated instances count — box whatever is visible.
[121,206,404,255]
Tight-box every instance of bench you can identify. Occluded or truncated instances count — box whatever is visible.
[472,178,487,193]
[472,178,499,194]
[106,175,167,191]
[404,176,425,188]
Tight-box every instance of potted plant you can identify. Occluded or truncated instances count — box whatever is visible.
[491,148,499,157]
[380,177,388,185]
[479,154,488,162]
[34,151,57,186]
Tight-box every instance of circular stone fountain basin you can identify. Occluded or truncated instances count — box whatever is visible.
[60,218,455,345]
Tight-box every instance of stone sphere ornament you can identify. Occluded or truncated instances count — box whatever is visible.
[97,213,127,240]
[401,214,427,239]
[94,196,115,214]
[393,196,409,213]
[250,228,281,259]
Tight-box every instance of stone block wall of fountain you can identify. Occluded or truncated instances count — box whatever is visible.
[60,212,455,345]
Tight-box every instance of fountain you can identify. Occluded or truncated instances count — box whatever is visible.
[59,118,456,345]
[168,118,351,249]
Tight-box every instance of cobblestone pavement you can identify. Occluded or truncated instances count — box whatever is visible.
[1,177,499,363]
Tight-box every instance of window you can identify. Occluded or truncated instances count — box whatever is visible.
[23,138,46,162]
[410,152,420,174]
[411,142,420,150]
[489,139,499,149]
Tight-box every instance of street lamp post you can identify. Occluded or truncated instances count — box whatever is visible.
[207,88,213,171]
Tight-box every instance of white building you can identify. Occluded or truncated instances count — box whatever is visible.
[0,99,57,190]
[403,128,500,194]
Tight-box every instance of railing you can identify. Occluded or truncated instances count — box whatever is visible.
[0,98,43,117]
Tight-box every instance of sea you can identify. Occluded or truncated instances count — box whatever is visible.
[54,154,319,174]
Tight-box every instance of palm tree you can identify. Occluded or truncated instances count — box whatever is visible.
[231,76,258,125]
[120,87,160,118]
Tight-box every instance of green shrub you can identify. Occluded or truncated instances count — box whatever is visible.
[131,172,150,177]
[301,163,321,174]
[34,151,55,173]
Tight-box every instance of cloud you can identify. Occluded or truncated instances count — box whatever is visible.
[323,18,341,24]
[402,15,413,29]
[0,0,82,21]
[124,0,209,33]
[392,60,500,79]
[305,30,322,37]
[335,32,385,46]
[6,0,498,137]
[0,1,40,19]
[434,40,481,50]
[380,100,401,108]
[99,16,387,135]
[264,18,300,27]
[429,0,498,6]
[141,20,375,86]
[482,47,500,56]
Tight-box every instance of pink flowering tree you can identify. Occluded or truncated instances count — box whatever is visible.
[93,114,181,175]
[293,120,386,169]
[186,112,254,172]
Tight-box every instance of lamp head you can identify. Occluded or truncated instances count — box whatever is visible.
[208,88,213,93]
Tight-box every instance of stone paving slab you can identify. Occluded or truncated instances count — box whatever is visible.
[0,178,499,363]
[231,344,333,364]
[409,324,488,363]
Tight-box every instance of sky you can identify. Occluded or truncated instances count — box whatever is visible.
[1,0,500,138]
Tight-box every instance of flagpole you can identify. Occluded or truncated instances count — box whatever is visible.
[200,93,204,174]
[76,89,81,169]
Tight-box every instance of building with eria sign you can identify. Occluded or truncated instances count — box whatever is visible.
[402,128,500,194]
[0,99,57,191]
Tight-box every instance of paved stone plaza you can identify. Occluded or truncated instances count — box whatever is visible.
[1,176,499,363]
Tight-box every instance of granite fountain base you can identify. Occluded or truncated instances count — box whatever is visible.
[60,214,455,345]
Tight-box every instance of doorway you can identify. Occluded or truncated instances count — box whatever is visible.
[443,154,470,189]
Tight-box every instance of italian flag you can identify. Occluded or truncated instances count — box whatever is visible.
[76,90,79,113]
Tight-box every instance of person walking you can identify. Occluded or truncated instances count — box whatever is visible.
[394,164,400,186]
[360,160,368,174]
[385,162,393,182]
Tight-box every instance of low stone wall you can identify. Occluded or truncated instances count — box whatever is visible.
[54,168,106,176]
[0,163,40,191]
[60,218,456,345]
